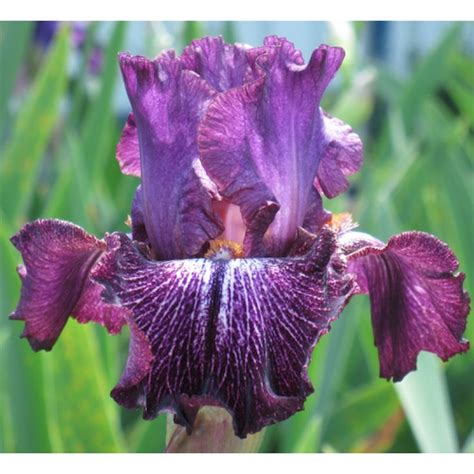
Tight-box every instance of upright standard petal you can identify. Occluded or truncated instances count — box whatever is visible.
[116,37,252,179]
[10,219,127,351]
[181,36,251,92]
[119,52,223,260]
[341,231,470,381]
[93,227,354,438]
[199,37,348,257]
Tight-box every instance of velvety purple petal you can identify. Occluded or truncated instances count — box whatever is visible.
[199,38,345,257]
[116,113,140,177]
[111,317,153,409]
[316,112,363,199]
[343,231,470,381]
[74,279,127,335]
[130,185,148,245]
[119,53,223,260]
[302,187,332,234]
[93,227,354,438]
[181,36,251,91]
[10,219,127,351]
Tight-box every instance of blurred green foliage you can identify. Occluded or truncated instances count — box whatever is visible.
[0,21,472,453]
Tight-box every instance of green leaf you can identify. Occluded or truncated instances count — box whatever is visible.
[448,78,474,125]
[0,26,70,226]
[129,417,167,453]
[293,418,322,453]
[222,22,236,44]
[42,321,125,452]
[0,22,33,132]
[330,68,376,128]
[400,25,460,128]
[69,23,100,127]
[0,217,52,452]
[182,22,205,46]
[395,352,459,452]
[81,22,126,179]
[324,381,400,452]
[462,430,474,453]
[287,304,360,453]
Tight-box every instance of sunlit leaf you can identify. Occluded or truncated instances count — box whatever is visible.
[0,22,33,132]
[42,321,125,453]
[395,353,459,452]
[0,26,70,226]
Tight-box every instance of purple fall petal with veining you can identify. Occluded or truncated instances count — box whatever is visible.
[199,37,362,257]
[10,219,127,351]
[9,35,471,444]
[93,227,354,437]
[340,230,470,381]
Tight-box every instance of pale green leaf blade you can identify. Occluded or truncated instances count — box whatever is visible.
[42,321,125,453]
[395,352,459,453]
[0,26,70,225]
[0,22,33,131]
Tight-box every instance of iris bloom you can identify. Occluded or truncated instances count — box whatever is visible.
[11,36,470,439]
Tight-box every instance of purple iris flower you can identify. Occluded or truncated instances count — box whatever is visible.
[10,36,470,439]
[34,21,60,50]
[33,21,103,75]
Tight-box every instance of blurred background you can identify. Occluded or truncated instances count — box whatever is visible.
[0,21,472,453]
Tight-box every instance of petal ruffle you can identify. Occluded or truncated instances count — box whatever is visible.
[119,53,223,260]
[342,231,470,381]
[116,113,140,177]
[199,37,346,257]
[93,227,354,438]
[181,36,251,92]
[316,112,363,199]
[10,219,127,351]
[116,37,252,180]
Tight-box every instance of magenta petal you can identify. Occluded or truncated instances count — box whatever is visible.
[74,279,127,335]
[181,36,251,91]
[316,112,363,199]
[111,317,153,409]
[93,228,354,437]
[199,38,346,256]
[10,220,127,351]
[119,53,223,259]
[116,113,140,177]
[344,231,470,381]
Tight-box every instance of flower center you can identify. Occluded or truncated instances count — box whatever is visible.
[328,212,357,234]
[204,239,244,260]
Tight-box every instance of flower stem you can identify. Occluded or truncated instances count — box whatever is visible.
[165,407,265,453]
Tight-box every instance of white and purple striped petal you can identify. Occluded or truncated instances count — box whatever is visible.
[93,227,354,438]
[341,231,470,381]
